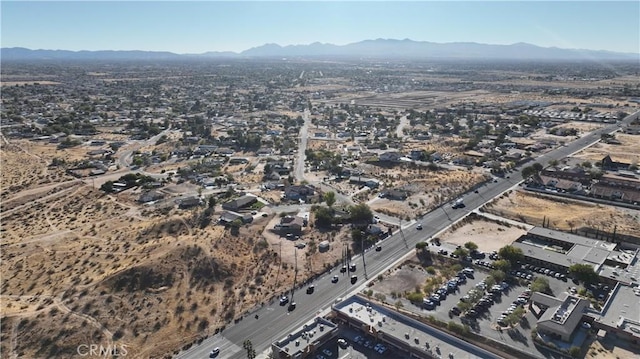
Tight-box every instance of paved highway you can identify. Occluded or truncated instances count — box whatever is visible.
[175,110,639,359]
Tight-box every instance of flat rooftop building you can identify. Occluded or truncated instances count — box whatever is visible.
[592,283,640,343]
[514,227,639,280]
[332,295,501,359]
[271,317,338,359]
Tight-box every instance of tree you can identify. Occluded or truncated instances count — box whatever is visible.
[100,181,114,193]
[208,195,216,209]
[532,162,543,173]
[323,191,336,207]
[394,300,404,310]
[489,270,506,283]
[464,241,478,251]
[568,264,599,285]
[521,166,536,179]
[351,229,365,243]
[243,339,256,359]
[530,277,551,294]
[349,203,373,224]
[498,245,524,265]
[493,259,511,273]
[453,247,468,257]
[313,206,334,228]
[415,242,428,250]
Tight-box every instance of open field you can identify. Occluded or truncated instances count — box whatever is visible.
[440,215,529,253]
[571,133,640,164]
[483,190,640,238]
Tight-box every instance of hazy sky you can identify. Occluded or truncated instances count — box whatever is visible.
[2,1,639,54]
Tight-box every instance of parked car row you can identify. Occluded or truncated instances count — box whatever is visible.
[424,269,471,310]
[522,264,566,281]
[352,335,387,354]
[458,278,510,319]
[497,289,531,326]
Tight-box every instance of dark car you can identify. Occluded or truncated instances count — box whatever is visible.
[288,302,296,311]
[306,285,315,294]
[351,275,358,284]
[449,307,461,316]
[340,266,347,273]
[375,245,382,251]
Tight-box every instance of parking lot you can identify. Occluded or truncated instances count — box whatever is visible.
[314,326,403,359]
[382,258,599,359]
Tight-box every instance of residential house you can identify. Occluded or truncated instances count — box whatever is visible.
[349,176,380,188]
[535,175,583,193]
[256,148,273,156]
[229,157,249,164]
[274,216,305,235]
[138,190,164,204]
[379,151,403,162]
[179,196,202,209]
[219,211,253,224]
[222,195,258,211]
[381,189,408,200]
[601,155,630,171]
[284,185,315,201]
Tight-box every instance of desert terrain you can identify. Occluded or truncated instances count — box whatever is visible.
[0,141,315,358]
[483,190,640,238]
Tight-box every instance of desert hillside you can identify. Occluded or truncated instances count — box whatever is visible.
[0,145,298,358]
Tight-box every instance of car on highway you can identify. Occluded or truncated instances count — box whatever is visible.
[209,347,220,358]
[416,223,423,230]
[375,245,382,251]
[331,275,339,283]
[288,302,296,311]
[351,275,358,284]
[340,265,347,273]
[306,285,315,294]
[279,296,289,305]
[349,263,356,272]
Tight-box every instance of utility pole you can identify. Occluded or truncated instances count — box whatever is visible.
[399,219,408,248]
[361,234,367,279]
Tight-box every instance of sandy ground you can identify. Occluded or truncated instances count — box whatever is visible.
[584,334,640,359]
[441,216,529,253]
[570,133,640,164]
[484,190,640,238]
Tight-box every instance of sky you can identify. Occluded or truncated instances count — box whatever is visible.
[1,1,639,54]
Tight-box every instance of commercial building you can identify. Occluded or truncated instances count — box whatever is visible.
[531,293,590,342]
[513,227,639,285]
[271,317,338,359]
[332,295,500,359]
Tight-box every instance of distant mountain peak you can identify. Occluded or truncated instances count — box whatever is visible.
[2,39,637,61]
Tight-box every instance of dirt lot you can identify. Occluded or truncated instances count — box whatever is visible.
[440,215,529,253]
[571,133,640,164]
[484,190,640,238]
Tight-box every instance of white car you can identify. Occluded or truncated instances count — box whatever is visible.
[416,223,423,230]
[209,347,220,358]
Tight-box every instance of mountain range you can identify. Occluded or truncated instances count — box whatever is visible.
[2,39,638,61]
